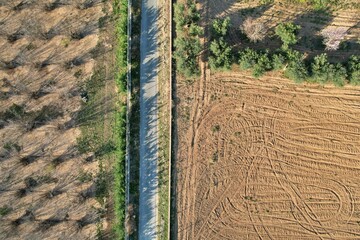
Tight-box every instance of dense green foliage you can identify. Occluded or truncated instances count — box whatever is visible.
[272,53,286,70]
[209,18,232,70]
[174,36,202,77]
[275,22,301,49]
[310,54,347,86]
[347,56,360,85]
[174,1,200,31]
[239,48,260,70]
[209,38,232,70]
[0,205,12,216]
[210,14,359,86]
[113,0,127,238]
[212,17,231,37]
[114,0,128,92]
[174,2,203,77]
[237,47,356,86]
[238,48,271,78]
[283,49,308,83]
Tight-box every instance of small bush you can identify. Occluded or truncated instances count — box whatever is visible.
[13,0,33,11]
[209,38,233,70]
[238,48,259,70]
[275,22,301,49]
[241,17,267,43]
[212,17,231,37]
[174,1,203,77]
[65,57,85,69]
[253,51,272,78]
[174,3,186,31]
[272,53,286,70]
[7,31,24,43]
[0,205,12,216]
[174,37,202,77]
[285,60,308,83]
[188,23,204,36]
[311,53,347,86]
[212,125,220,132]
[16,188,27,198]
[46,188,63,199]
[24,177,38,188]
[76,0,98,10]
[20,155,39,166]
[3,141,21,152]
[95,162,108,203]
[44,1,61,11]
[347,55,360,85]
[1,104,25,122]
[38,218,62,231]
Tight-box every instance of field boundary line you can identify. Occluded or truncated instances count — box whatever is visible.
[168,0,173,239]
[125,0,132,238]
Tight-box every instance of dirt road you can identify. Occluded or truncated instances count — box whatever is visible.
[138,0,159,238]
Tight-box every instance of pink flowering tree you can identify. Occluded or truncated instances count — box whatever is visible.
[320,27,347,51]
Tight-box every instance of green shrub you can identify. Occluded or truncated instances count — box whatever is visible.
[0,205,12,216]
[174,1,202,77]
[348,55,360,85]
[284,61,308,83]
[174,3,186,31]
[189,23,204,36]
[174,36,202,77]
[238,48,259,70]
[238,48,273,77]
[275,22,301,49]
[311,53,347,86]
[283,49,308,82]
[272,53,286,70]
[1,104,25,122]
[212,17,231,37]
[209,38,233,70]
[3,141,21,152]
[174,2,200,31]
[253,51,272,78]
[330,64,347,87]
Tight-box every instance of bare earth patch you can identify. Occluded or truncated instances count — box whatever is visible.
[176,70,360,239]
[175,0,360,238]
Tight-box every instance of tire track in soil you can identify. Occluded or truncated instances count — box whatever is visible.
[177,69,360,238]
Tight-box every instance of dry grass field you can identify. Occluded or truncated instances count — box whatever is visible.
[0,1,117,239]
[174,0,360,239]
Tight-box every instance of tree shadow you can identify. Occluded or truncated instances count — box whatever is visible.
[230,4,275,50]
[293,10,360,62]
[293,9,333,54]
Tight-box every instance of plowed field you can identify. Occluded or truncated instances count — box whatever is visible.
[175,71,360,239]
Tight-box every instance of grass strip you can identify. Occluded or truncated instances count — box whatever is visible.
[112,0,128,238]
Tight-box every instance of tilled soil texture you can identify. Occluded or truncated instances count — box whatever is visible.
[175,71,360,239]
[0,1,113,239]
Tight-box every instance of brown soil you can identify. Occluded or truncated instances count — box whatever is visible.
[0,1,113,239]
[175,1,360,239]
[176,69,360,239]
